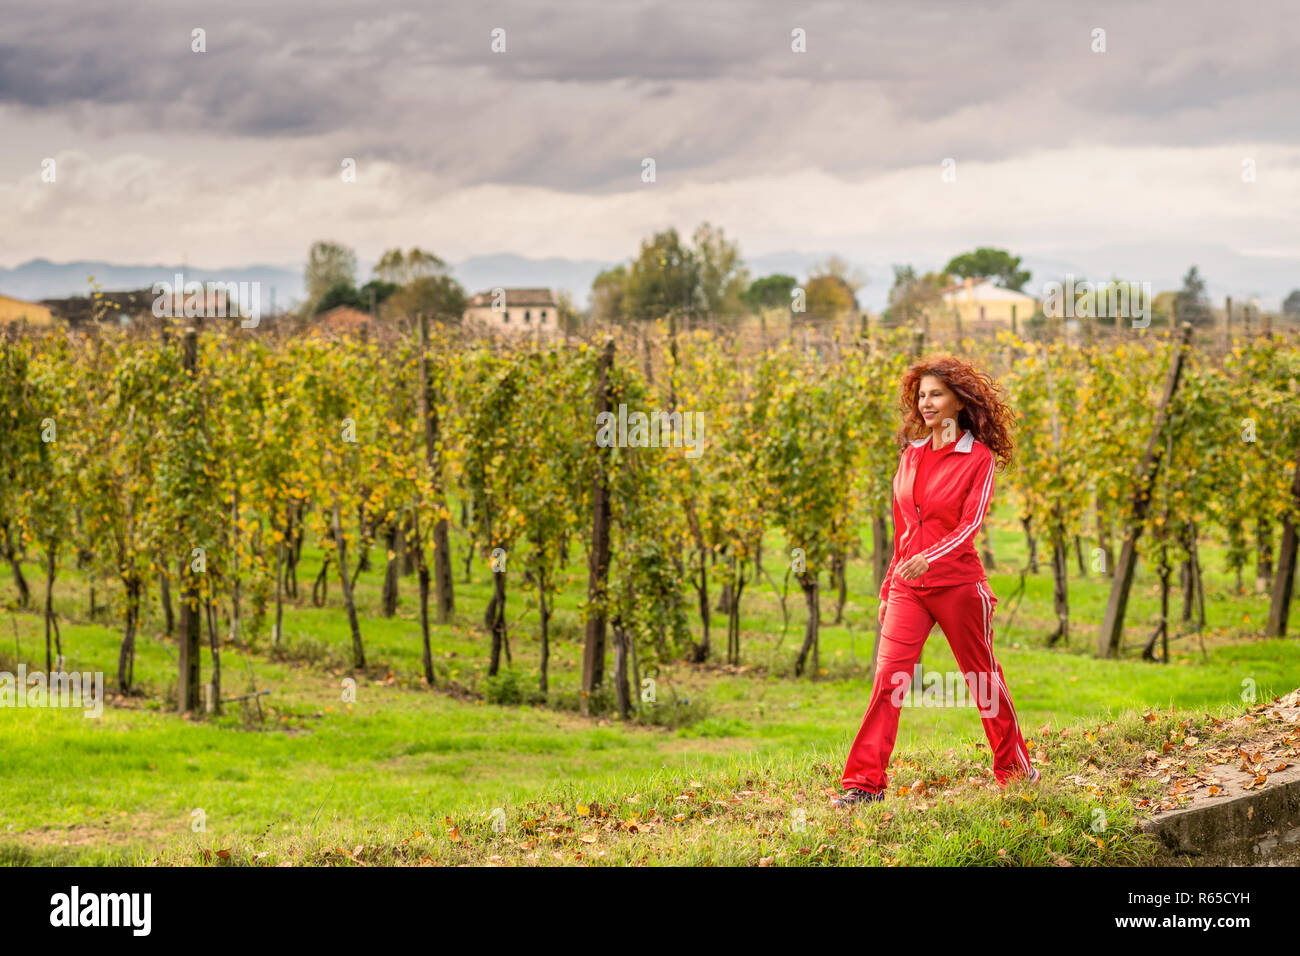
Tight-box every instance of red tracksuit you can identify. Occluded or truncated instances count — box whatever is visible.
[841,428,1034,792]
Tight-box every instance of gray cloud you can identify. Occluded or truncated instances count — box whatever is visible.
[2,0,1297,306]
[2,0,1297,194]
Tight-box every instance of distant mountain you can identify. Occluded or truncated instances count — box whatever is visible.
[0,259,306,308]
[3,243,1294,315]
[0,255,618,311]
[0,253,875,312]
[1019,243,1299,312]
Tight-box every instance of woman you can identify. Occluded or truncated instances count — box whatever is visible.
[831,355,1037,808]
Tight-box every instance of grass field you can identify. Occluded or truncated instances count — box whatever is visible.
[0,497,1293,865]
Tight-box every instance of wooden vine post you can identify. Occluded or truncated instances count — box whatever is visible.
[1266,434,1300,638]
[581,337,616,714]
[417,313,455,625]
[177,326,203,714]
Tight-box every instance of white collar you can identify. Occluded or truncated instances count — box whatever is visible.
[911,428,974,453]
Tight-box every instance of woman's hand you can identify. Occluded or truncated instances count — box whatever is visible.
[898,554,930,581]
[877,599,887,626]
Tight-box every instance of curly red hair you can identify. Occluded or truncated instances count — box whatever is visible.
[893,353,1016,472]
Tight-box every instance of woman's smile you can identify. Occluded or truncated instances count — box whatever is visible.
[917,374,963,430]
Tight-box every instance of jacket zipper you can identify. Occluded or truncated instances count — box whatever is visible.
[915,503,922,584]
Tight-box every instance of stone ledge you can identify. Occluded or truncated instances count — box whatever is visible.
[1137,688,1300,866]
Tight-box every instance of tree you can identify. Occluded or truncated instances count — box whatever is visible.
[803,275,856,322]
[359,279,400,314]
[367,249,465,321]
[384,275,467,323]
[742,274,798,313]
[621,223,749,325]
[800,257,866,325]
[1174,266,1212,327]
[590,265,629,324]
[374,248,448,286]
[943,248,1030,291]
[884,265,947,326]
[812,255,868,295]
[624,230,696,323]
[554,289,582,336]
[315,280,364,313]
[1282,289,1300,317]
[690,222,750,323]
[304,241,358,313]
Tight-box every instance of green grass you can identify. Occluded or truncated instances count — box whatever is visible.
[0,498,1293,865]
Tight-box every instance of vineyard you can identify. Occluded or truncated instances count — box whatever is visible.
[2,316,1299,864]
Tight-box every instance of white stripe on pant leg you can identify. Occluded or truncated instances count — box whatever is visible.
[977,583,1030,775]
[975,583,1027,773]
[979,581,1031,774]
[977,582,1029,780]
[977,581,1031,775]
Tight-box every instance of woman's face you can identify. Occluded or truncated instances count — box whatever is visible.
[917,374,964,431]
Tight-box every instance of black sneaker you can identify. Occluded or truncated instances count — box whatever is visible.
[831,787,884,808]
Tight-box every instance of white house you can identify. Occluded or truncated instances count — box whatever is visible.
[463,288,559,338]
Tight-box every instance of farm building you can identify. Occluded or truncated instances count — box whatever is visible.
[462,288,559,338]
[312,305,373,334]
[935,276,1038,330]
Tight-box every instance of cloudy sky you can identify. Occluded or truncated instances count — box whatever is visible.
[2,0,1298,304]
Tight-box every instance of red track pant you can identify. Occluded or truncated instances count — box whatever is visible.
[841,579,1034,793]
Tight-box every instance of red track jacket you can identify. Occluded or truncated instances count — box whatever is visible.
[879,427,995,602]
